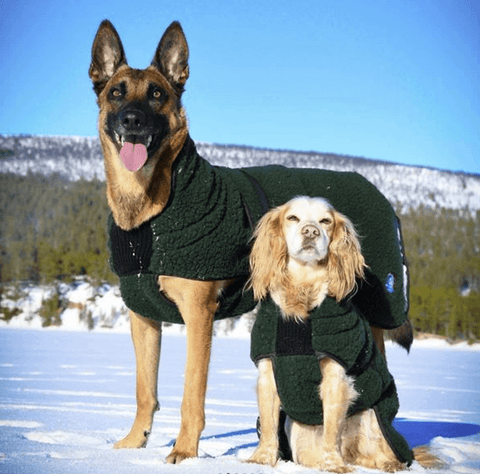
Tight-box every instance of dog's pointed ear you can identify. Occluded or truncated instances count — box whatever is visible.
[89,20,127,96]
[151,21,189,94]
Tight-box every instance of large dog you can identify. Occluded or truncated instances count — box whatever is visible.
[89,20,414,464]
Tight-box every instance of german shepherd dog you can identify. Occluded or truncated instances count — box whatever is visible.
[89,20,236,463]
[89,20,433,467]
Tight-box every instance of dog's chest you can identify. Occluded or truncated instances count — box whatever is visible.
[250,297,395,426]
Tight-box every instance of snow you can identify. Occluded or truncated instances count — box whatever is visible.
[0,325,479,474]
[1,282,480,472]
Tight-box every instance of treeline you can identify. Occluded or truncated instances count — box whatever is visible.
[0,173,112,283]
[1,173,479,340]
[399,205,480,341]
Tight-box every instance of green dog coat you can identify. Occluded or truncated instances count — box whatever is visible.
[109,135,409,327]
[250,296,413,466]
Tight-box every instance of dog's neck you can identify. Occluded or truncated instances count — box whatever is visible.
[104,127,189,230]
[271,258,329,321]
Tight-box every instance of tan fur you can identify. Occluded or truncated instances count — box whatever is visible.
[326,211,365,301]
[246,359,282,466]
[412,446,446,469]
[114,311,161,449]
[248,197,365,320]
[286,407,405,472]
[159,277,226,462]
[247,198,407,472]
[371,326,386,359]
[89,20,229,463]
[103,124,187,230]
[251,358,409,472]
[97,66,189,231]
[112,278,227,462]
[90,21,189,231]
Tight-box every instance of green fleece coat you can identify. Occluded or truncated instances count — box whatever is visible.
[251,296,413,466]
[109,136,409,327]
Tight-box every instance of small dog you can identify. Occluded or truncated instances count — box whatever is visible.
[248,196,411,472]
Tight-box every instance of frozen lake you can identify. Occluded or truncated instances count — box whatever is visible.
[0,329,479,473]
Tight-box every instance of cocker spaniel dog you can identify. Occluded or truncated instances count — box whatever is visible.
[247,196,410,473]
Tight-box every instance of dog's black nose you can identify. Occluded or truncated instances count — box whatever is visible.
[119,109,146,131]
[302,225,320,238]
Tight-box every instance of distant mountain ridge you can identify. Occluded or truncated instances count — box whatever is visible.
[1,134,479,211]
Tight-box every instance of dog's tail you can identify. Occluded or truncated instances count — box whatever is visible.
[413,445,446,470]
[388,318,414,353]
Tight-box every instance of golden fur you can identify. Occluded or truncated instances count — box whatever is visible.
[247,197,440,472]
[249,196,365,319]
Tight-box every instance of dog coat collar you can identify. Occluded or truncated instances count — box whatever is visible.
[250,296,413,466]
[108,136,269,323]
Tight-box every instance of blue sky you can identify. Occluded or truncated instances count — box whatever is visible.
[1,0,479,174]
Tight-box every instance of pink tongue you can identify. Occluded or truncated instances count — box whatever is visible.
[120,142,148,172]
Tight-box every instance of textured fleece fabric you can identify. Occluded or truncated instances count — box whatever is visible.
[250,296,413,466]
[109,135,409,327]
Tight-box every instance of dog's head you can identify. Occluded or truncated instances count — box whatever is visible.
[249,196,366,303]
[283,196,334,265]
[89,20,189,173]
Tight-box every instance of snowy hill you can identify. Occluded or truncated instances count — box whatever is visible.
[1,134,479,211]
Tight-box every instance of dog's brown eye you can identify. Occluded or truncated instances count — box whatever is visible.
[320,218,332,225]
[108,82,126,100]
[148,84,166,102]
[110,88,123,99]
[287,215,299,222]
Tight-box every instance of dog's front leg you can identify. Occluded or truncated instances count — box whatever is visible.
[115,311,161,449]
[161,277,221,464]
[247,358,281,466]
[319,358,355,473]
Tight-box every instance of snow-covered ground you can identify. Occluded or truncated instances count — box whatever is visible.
[0,326,479,474]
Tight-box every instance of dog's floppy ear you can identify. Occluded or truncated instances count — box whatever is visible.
[151,21,189,94]
[327,211,366,301]
[89,20,127,96]
[248,206,288,301]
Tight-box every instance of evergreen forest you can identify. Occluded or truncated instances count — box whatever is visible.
[1,172,479,341]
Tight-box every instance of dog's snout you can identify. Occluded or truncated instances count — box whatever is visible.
[302,224,320,239]
[120,109,146,131]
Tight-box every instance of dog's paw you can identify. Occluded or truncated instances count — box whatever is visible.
[247,447,278,466]
[321,451,353,473]
[166,445,197,464]
[297,449,352,472]
[114,430,149,449]
[323,464,354,474]
[378,460,406,473]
